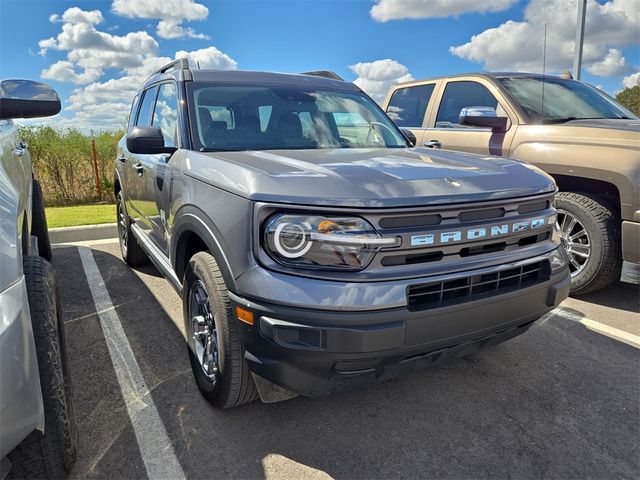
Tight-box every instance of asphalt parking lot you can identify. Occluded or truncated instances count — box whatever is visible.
[52,241,639,480]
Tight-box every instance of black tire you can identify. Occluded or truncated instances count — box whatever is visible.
[116,191,148,266]
[182,252,258,409]
[31,180,52,261]
[8,256,78,479]
[556,192,621,295]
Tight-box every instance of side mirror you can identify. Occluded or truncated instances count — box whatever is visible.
[459,106,508,132]
[401,128,417,147]
[126,127,177,155]
[0,79,61,120]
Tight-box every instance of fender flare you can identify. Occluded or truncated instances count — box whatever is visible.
[171,206,237,291]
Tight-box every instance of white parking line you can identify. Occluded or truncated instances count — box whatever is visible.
[545,307,640,349]
[78,247,186,480]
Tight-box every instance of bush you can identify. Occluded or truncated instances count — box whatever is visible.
[615,86,640,117]
[19,126,124,206]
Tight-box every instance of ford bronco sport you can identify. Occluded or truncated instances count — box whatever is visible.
[115,60,570,408]
[0,79,77,478]
[382,73,640,294]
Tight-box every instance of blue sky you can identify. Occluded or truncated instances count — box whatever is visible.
[0,0,637,130]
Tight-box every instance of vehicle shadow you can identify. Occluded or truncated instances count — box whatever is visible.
[569,281,639,314]
[53,245,640,480]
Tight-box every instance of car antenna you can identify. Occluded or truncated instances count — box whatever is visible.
[540,23,547,124]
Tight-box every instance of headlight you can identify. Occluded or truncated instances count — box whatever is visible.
[264,214,399,270]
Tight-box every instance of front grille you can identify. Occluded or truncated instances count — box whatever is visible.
[379,214,441,229]
[407,260,550,310]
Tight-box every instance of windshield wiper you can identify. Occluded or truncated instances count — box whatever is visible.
[200,147,248,152]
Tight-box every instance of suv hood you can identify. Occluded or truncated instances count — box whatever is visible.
[562,118,640,133]
[185,148,555,208]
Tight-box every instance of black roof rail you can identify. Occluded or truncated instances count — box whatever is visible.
[300,70,343,81]
[155,58,190,76]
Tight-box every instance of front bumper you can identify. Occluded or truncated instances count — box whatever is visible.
[232,252,571,397]
[0,277,44,460]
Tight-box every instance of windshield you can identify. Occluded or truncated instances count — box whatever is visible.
[499,77,637,123]
[187,83,407,151]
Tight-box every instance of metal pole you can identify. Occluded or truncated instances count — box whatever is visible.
[573,0,586,80]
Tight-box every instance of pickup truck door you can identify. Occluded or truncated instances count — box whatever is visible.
[383,82,438,147]
[422,79,517,157]
[125,85,158,237]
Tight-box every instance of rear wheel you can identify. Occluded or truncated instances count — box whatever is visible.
[8,256,77,479]
[116,191,148,266]
[182,252,258,409]
[555,192,621,295]
[31,180,52,261]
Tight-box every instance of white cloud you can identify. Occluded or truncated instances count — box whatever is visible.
[622,72,640,89]
[587,49,627,77]
[111,0,210,39]
[371,0,517,22]
[450,0,639,76]
[41,60,103,84]
[38,7,158,80]
[175,47,238,70]
[350,59,414,102]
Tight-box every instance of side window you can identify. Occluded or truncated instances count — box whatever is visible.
[153,83,178,147]
[136,86,158,127]
[127,94,140,130]
[386,84,435,127]
[435,81,498,128]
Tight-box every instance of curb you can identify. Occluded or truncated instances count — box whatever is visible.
[50,223,118,244]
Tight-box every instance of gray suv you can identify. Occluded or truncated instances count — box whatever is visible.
[115,60,571,408]
[0,80,77,478]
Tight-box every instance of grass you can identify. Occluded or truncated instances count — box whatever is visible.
[46,203,116,229]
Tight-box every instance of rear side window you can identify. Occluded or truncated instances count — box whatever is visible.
[436,81,498,128]
[153,83,178,147]
[386,84,434,127]
[136,86,158,127]
[127,94,140,130]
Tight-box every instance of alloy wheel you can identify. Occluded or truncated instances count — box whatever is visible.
[188,280,219,383]
[556,209,591,277]
[117,199,128,253]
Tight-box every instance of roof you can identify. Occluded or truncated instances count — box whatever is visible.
[143,68,358,91]
[392,71,568,87]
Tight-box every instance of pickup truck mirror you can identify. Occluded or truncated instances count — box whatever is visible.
[400,128,417,147]
[0,79,61,120]
[126,127,177,155]
[459,106,508,132]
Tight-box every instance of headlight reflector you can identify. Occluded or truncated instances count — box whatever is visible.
[264,214,398,270]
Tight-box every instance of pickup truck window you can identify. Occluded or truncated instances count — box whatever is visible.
[188,83,407,151]
[499,77,637,123]
[127,94,140,131]
[386,84,435,127]
[436,81,498,128]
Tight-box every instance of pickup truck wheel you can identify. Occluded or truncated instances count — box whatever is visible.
[8,256,78,479]
[555,192,621,295]
[182,252,258,409]
[116,192,148,266]
[31,180,52,261]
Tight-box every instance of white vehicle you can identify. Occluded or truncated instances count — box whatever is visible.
[0,79,77,478]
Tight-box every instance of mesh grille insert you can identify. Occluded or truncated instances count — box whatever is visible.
[518,200,548,214]
[458,208,505,222]
[407,260,550,310]
[379,214,441,229]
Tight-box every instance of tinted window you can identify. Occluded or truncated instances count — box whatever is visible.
[127,94,140,130]
[436,81,498,128]
[386,84,434,127]
[136,86,158,127]
[153,83,178,147]
[188,84,407,151]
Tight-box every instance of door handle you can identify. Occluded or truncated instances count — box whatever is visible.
[118,155,126,163]
[132,163,144,175]
[424,140,442,149]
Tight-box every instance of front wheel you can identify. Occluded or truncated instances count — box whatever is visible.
[555,192,621,295]
[182,252,258,409]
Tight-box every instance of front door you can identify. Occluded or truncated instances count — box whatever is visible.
[424,79,516,157]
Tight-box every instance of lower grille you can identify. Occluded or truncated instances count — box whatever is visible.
[407,260,550,311]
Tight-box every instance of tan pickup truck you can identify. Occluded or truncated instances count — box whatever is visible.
[382,72,639,295]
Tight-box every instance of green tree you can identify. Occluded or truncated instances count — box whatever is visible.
[615,85,640,116]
